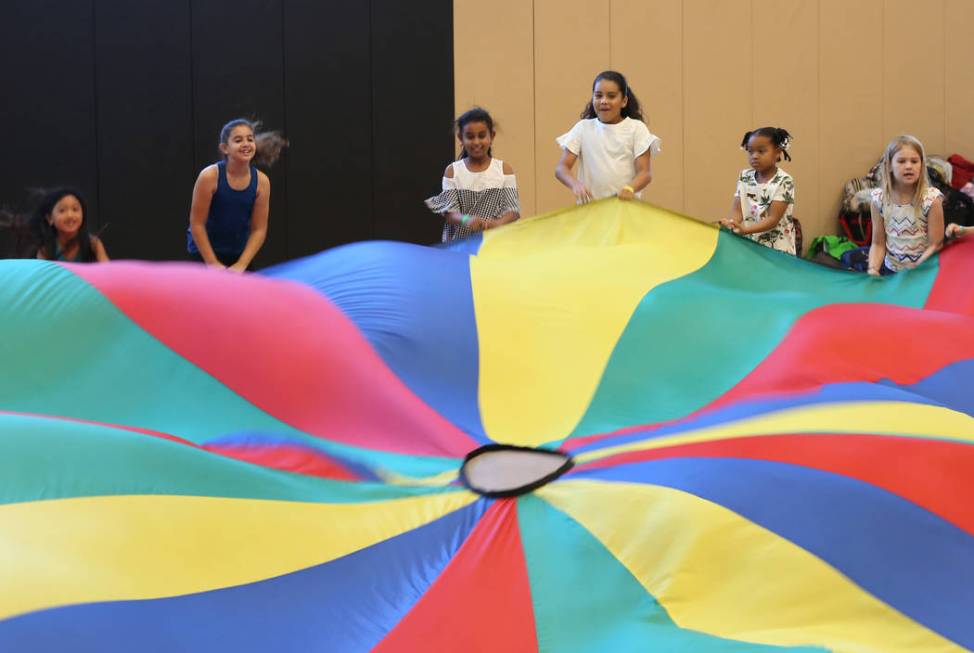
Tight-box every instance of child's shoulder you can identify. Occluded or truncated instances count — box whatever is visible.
[869,187,884,207]
[772,168,795,188]
[738,168,756,182]
[922,185,943,212]
[197,163,220,184]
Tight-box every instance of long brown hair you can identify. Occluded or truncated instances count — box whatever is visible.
[218,118,288,168]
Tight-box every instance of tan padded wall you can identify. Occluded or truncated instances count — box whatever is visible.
[533,0,610,213]
[454,0,974,247]
[454,0,537,216]
[946,0,974,158]
[883,0,945,154]
[683,0,753,221]
[818,0,884,227]
[610,0,684,212]
[754,0,820,236]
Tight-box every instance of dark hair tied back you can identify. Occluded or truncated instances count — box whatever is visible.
[581,70,645,123]
[218,117,288,168]
[455,107,496,159]
[740,126,793,161]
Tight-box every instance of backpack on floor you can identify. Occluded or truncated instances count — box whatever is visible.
[929,168,974,229]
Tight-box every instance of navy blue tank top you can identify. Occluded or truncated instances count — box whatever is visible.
[187,160,257,255]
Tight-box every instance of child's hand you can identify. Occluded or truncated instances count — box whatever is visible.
[867,267,881,277]
[946,223,967,239]
[571,181,594,204]
[720,218,747,234]
[207,262,227,271]
[617,185,635,201]
[228,262,248,273]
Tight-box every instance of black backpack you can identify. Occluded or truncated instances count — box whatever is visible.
[929,168,974,229]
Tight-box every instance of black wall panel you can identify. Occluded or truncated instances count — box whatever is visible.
[191,0,288,268]
[1,1,453,265]
[371,0,454,244]
[94,0,194,260]
[0,1,100,225]
[283,0,373,256]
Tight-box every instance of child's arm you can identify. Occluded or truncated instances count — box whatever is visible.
[230,171,271,272]
[189,166,223,268]
[555,150,594,203]
[489,212,519,228]
[485,161,521,229]
[946,223,970,238]
[912,196,944,268]
[867,201,887,276]
[720,196,744,229]
[733,200,787,236]
[91,236,109,262]
[618,151,652,201]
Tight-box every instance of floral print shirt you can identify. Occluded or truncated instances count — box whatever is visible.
[734,167,796,254]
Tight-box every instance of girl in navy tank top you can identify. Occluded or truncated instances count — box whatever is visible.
[187,118,286,271]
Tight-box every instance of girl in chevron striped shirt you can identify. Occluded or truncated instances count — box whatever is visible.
[867,135,945,276]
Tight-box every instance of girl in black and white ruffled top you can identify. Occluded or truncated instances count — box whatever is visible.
[425,107,520,242]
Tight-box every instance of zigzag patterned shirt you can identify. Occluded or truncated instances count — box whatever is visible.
[870,187,942,271]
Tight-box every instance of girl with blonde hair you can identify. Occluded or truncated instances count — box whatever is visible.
[867,135,944,275]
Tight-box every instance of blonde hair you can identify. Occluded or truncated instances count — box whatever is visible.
[879,134,930,218]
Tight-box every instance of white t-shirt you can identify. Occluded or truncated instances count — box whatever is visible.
[556,117,661,200]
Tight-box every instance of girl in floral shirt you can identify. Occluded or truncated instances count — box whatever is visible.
[721,127,797,254]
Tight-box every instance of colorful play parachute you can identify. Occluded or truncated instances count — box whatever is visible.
[1,199,973,652]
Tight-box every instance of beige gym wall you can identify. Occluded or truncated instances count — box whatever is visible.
[454,0,974,247]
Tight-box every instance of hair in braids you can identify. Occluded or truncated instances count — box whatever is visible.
[454,107,496,159]
[581,70,645,123]
[740,127,793,161]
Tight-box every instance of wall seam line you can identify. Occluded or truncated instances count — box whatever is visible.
[91,0,102,230]
[681,0,686,212]
[280,0,289,258]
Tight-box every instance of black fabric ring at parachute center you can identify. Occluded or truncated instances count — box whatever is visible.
[459,444,575,498]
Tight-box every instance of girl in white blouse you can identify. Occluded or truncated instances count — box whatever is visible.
[555,70,661,203]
